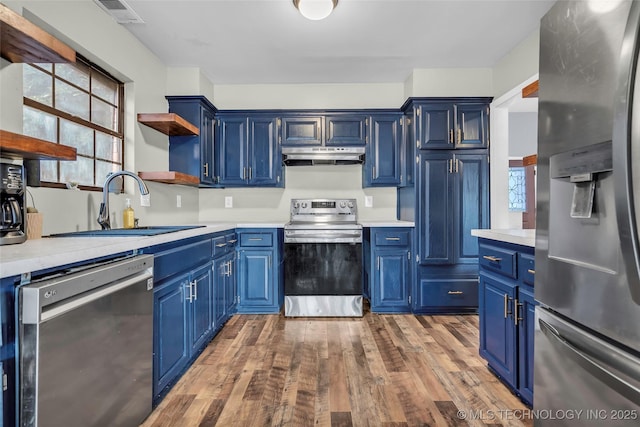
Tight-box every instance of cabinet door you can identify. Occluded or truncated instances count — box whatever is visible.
[213,256,227,329]
[453,153,489,264]
[281,116,323,146]
[455,104,488,149]
[154,275,189,396]
[517,286,536,405]
[419,152,453,264]
[189,263,213,354]
[238,249,274,307]
[248,117,281,186]
[419,104,454,149]
[479,272,517,389]
[217,116,248,185]
[372,248,410,311]
[325,115,366,146]
[225,255,237,315]
[365,114,401,187]
[200,107,216,185]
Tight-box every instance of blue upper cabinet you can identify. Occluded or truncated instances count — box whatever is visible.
[325,115,366,146]
[216,114,283,187]
[364,114,403,187]
[407,98,490,150]
[166,96,217,186]
[281,116,323,146]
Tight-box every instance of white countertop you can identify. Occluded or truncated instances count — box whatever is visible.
[471,229,536,248]
[359,220,415,227]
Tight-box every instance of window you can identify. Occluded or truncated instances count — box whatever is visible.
[508,166,527,212]
[22,57,124,190]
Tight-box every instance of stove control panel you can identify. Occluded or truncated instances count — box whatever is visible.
[290,198,357,218]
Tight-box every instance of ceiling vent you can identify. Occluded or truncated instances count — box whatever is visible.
[94,0,144,24]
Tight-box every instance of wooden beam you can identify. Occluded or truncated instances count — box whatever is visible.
[522,80,539,98]
[523,154,537,166]
[0,3,76,63]
[0,129,77,160]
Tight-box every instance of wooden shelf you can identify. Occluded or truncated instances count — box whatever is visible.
[0,3,76,63]
[522,80,539,98]
[138,171,200,186]
[523,154,537,166]
[0,129,77,160]
[137,113,199,136]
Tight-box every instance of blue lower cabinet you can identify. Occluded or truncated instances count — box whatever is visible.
[213,256,227,329]
[154,274,190,399]
[237,229,282,314]
[368,228,412,313]
[517,285,536,405]
[189,263,214,354]
[479,271,517,389]
[225,253,237,315]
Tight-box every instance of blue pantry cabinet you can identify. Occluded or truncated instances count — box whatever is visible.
[367,228,413,313]
[415,100,489,149]
[216,114,283,187]
[236,229,283,313]
[166,96,217,186]
[478,239,537,406]
[363,114,404,187]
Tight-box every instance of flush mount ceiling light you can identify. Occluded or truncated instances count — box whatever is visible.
[293,0,338,21]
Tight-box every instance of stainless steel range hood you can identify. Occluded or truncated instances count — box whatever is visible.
[282,146,365,166]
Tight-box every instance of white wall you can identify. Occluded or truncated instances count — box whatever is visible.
[493,30,540,100]
[509,112,538,158]
[407,68,493,97]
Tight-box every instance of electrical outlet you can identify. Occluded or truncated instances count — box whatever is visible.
[176,195,182,208]
[365,196,373,207]
[225,196,233,208]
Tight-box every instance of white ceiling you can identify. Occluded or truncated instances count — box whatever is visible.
[121,0,556,85]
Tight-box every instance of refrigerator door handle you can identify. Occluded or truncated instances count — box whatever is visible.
[539,318,640,407]
[613,1,640,305]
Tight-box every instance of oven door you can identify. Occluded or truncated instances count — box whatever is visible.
[284,240,363,316]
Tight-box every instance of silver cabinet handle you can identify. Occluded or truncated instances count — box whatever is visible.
[447,291,463,295]
[527,269,535,275]
[248,238,263,241]
[227,239,238,244]
[186,280,195,302]
[515,299,523,326]
[216,243,227,247]
[385,237,401,241]
[483,255,502,262]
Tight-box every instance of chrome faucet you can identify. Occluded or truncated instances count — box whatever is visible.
[97,171,150,230]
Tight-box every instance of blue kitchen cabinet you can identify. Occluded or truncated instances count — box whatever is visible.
[224,251,237,316]
[213,254,228,329]
[368,228,412,313]
[212,231,237,329]
[363,114,403,187]
[281,116,323,146]
[216,114,283,187]
[412,150,488,313]
[166,96,217,186]
[411,99,490,150]
[189,263,214,355]
[325,114,367,146]
[236,229,282,313]
[478,239,536,406]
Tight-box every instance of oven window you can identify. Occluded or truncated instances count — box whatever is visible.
[284,243,362,295]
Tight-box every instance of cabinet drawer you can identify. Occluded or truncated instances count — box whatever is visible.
[239,232,273,247]
[213,235,228,257]
[519,253,535,286]
[226,232,238,247]
[154,239,212,282]
[479,243,517,279]
[420,279,479,307]
[374,230,410,247]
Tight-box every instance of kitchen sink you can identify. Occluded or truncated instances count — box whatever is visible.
[49,225,206,237]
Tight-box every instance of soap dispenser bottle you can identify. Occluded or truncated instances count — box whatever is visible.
[123,198,135,229]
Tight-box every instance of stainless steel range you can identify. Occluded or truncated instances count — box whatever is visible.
[284,198,363,317]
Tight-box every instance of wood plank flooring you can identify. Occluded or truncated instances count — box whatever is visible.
[141,313,533,427]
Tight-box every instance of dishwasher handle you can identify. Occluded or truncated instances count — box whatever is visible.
[39,270,153,323]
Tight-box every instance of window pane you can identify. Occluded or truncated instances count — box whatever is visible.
[40,160,58,182]
[23,65,52,106]
[96,161,120,188]
[33,63,52,72]
[55,79,90,120]
[60,155,93,186]
[55,62,90,91]
[60,119,93,156]
[23,106,57,142]
[508,167,527,212]
[93,73,118,105]
[92,97,118,131]
[96,132,122,163]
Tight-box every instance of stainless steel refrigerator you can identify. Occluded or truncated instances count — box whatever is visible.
[535,1,640,425]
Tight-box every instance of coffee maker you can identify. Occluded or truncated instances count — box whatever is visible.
[0,162,27,245]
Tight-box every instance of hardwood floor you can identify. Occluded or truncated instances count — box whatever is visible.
[141,313,533,427]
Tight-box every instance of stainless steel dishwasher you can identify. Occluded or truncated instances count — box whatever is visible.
[18,254,154,427]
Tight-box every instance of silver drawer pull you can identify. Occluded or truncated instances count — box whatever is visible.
[448,291,464,295]
[482,255,502,262]
[216,243,227,247]
[248,238,263,241]
[527,269,535,275]
[227,239,238,244]
[385,237,401,241]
